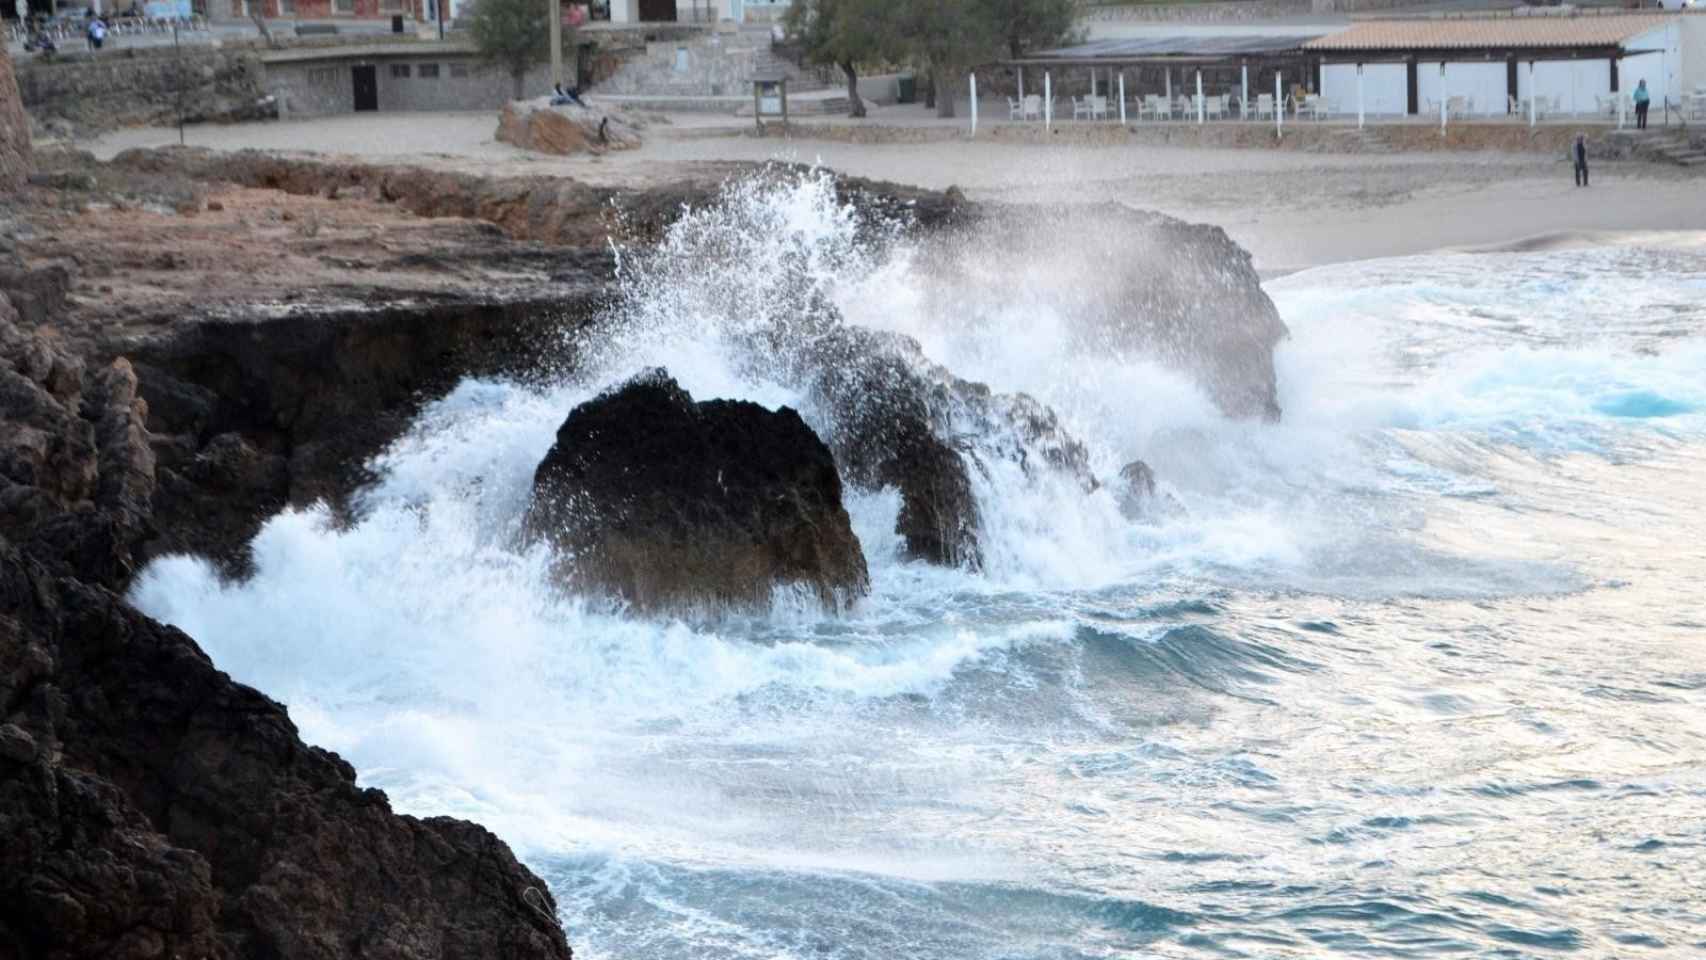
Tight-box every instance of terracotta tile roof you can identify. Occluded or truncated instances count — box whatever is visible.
[1302,15,1673,52]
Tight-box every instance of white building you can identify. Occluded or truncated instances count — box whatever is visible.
[1305,13,1691,117]
[605,0,789,25]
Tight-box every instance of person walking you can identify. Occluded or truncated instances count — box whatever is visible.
[86,15,107,51]
[1633,79,1651,130]
[1574,134,1589,187]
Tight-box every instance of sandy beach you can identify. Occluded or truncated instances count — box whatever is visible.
[85,108,1706,273]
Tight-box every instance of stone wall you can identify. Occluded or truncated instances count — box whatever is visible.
[1083,0,1312,24]
[1,45,30,192]
[15,48,271,138]
[595,31,759,97]
[1082,0,1441,19]
[267,53,551,116]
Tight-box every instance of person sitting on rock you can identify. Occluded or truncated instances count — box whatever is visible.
[551,83,586,107]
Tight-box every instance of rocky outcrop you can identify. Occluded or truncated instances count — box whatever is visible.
[107,148,972,248]
[0,45,30,192]
[772,322,1094,570]
[0,541,572,960]
[496,99,642,156]
[0,296,155,587]
[526,369,868,612]
[921,205,1289,421]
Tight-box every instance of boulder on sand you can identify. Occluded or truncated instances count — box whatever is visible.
[525,368,869,613]
[496,98,642,156]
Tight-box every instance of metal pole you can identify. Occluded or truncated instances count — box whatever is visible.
[1119,72,1126,123]
[174,20,184,146]
[970,72,977,136]
[1529,61,1536,127]
[438,0,444,42]
[1196,68,1204,123]
[1045,70,1051,131]
[1357,62,1364,129]
[548,0,562,93]
[1018,66,1024,103]
[1275,70,1282,138]
[1439,63,1447,136]
[1241,63,1249,120]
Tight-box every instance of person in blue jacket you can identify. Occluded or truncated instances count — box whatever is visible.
[1633,79,1651,130]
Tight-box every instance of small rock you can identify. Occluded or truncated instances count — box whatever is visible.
[206,200,225,212]
[0,722,37,763]
[281,210,296,222]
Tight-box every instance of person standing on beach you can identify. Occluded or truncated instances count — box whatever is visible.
[1633,80,1650,130]
[1574,134,1589,187]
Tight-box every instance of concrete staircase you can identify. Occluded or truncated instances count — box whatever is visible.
[1610,128,1706,167]
[740,21,830,93]
[1647,130,1706,167]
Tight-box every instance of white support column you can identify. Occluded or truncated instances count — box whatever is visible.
[1018,66,1024,103]
[1529,61,1535,127]
[1196,69,1204,123]
[1091,68,1096,98]
[1440,62,1447,136]
[1119,72,1126,123]
[1276,70,1283,138]
[1045,71,1052,131]
[970,72,978,136]
[1241,63,1249,120]
[1357,62,1365,129]
[1165,69,1172,104]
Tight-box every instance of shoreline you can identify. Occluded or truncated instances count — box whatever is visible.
[79,109,1706,273]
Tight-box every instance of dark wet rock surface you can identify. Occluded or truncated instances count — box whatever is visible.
[527,368,868,613]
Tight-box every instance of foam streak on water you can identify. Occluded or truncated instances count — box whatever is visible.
[132,176,1706,959]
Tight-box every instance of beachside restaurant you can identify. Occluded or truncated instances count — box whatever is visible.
[998,34,1328,124]
[1303,14,1689,123]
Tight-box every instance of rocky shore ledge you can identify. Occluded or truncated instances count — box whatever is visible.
[1,122,1285,955]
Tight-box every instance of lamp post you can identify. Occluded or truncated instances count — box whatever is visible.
[548,0,562,93]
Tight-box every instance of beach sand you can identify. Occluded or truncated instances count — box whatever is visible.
[85,109,1706,273]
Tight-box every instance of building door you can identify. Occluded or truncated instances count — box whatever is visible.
[352,65,378,112]
[637,0,674,20]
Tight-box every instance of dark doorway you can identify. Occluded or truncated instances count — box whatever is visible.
[637,0,675,21]
[352,65,378,112]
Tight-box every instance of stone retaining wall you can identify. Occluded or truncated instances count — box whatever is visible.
[16,48,270,138]
[759,116,1678,163]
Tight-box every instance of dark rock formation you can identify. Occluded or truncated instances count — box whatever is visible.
[0,541,571,960]
[0,295,155,586]
[775,323,1094,570]
[126,297,589,577]
[920,205,1289,421]
[0,44,30,192]
[1115,460,1158,520]
[526,369,868,612]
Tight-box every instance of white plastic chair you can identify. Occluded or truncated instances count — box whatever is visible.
[1022,94,1042,121]
[1008,96,1022,121]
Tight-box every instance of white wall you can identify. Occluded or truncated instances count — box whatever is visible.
[608,0,637,23]
[1416,60,1507,115]
[1622,22,1681,109]
[1516,58,1613,116]
[1320,62,1407,114]
[1683,17,1706,96]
